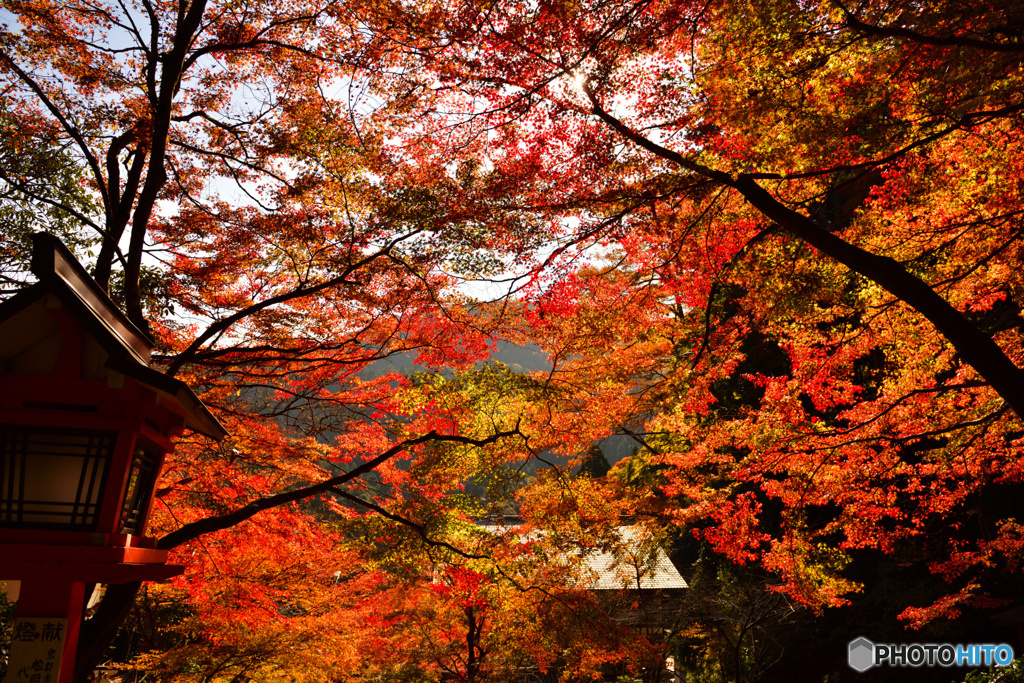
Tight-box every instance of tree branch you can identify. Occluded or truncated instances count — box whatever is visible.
[585,85,1024,419]
[123,0,211,328]
[165,230,422,376]
[331,488,489,560]
[156,427,521,550]
[0,50,111,214]
[837,3,1024,53]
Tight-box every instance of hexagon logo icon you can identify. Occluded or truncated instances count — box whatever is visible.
[849,637,875,672]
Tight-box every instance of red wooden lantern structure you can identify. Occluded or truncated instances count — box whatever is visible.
[0,233,226,683]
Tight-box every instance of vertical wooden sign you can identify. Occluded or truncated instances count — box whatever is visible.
[4,618,68,683]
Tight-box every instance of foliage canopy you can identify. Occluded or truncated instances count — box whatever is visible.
[1,0,1024,680]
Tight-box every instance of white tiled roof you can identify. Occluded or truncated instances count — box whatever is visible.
[582,526,688,590]
[479,523,688,591]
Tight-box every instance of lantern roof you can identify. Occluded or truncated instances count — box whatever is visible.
[0,233,226,440]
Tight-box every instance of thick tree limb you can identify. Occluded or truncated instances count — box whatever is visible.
[75,583,143,683]
[732,176,1024,418]
[75,427,520,681]
[585,88,1024,419]
[157,427,521,549]
[123,0,211,328]
[837,3,1024,53]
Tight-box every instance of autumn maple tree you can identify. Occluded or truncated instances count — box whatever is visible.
[5,0,1024,679]
[0,0,540,679]
[0,3,653,679]
[354,0,1024,636]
